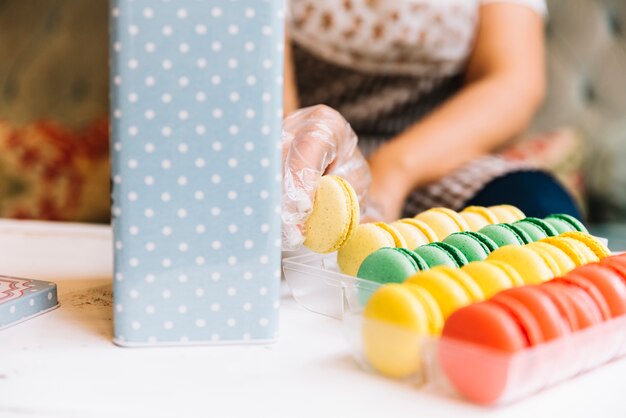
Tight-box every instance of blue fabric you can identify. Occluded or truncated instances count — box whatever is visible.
[466,171,583,221]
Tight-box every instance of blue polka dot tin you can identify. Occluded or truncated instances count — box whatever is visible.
[110,0,284,346]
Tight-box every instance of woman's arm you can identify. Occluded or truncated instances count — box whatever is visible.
[367,3,546,221]
[283,30,300,116]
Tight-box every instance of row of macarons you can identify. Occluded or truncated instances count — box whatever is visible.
[440,253,626,404]
[303,177,526,255]
[341,211,592,280]
[336,205,533,275]
[360,232,610,350]
[362,247,626,394]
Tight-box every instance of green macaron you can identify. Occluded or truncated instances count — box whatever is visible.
[443,232,499,262]
[357,247,428,285]
[414,242,469,268]
[479,223,533,247]
[514,217,559,240]
[545,213,588,234]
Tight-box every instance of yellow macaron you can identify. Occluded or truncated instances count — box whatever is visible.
[527,241,577,276]
[488,204,526,223]
[362,284,430,378]
[337,223,395,276]
[560,231,611,260]
[390,219,437,249]
[404,284,445,336]
[414,208,470,241]
[461,260,522,299]
[536,238,585,269]
[487,245,559,285]
[375,222,408,248]
[304,175,359,253]
[427,266,485,303]
[405,268,472,319]
[460,206,500,231]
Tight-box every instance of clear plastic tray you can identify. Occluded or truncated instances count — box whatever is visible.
[282,251,381,319]
[283,245,626,405]
[282,238,612,319]
[343,309,626,405]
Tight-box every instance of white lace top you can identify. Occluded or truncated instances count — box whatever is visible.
[288,0,546,76]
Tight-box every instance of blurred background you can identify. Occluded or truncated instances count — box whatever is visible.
[0,0,624,244]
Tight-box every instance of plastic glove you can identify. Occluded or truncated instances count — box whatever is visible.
[282,105,375,251]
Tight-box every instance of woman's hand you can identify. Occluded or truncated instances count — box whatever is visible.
[281,105,372,250]
[366,140,416,222]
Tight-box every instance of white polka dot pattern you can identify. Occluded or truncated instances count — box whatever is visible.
[110,0,284,345]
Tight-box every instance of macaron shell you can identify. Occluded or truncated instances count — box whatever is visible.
[543,281,604,328]
[335,175,361,239]
[498,286,569,341]
[539,237,586,267]
[442,302,530,351]
[396,248,429,271]
[489,205,526,223]
[559,237,600,264]
[556,275,612,321]
[356,248,418,285]
[519,217,560,237]
[479,224,525,247]
[568,264,626,317]
[440,302,527,404]
[488,246,556,285]
[601,255,626,282]
[560,231,611,260]
[461,262,514,299]
[391,221,431,249]
[429,242,469,267]
[414,244,462,268]
[461,206,499,228]
[363,284,430,378]
[460,211,492,231]
[405,284,445,335]
[405,270,472,319]
[375,222,408,248]
[545,214,588,233]
[443,233,493,262]
[506,224,533,245]
[544,217,576,234]
[512,221,548,242]
[536,285,580,332]
[485,260,526,287]
[527,242,577,276]
[490,295,544,346]
[337,223,395,276]
[429,266,485,302]
[415,209,465,241]
[399,219,439,243]
[431,208,471,232]
[304,175,357,253]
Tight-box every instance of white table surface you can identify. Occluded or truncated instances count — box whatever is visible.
[1,220,625,418]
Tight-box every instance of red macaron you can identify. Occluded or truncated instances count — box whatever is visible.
[542,281,604,329]
[567,264,626,318]
[495,286,569,342]
[440,286,568,404]
[600,254,626,283]
[556,275,612,321]
[536,284,579,332]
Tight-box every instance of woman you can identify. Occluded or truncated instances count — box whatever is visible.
[281,0,581,249]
